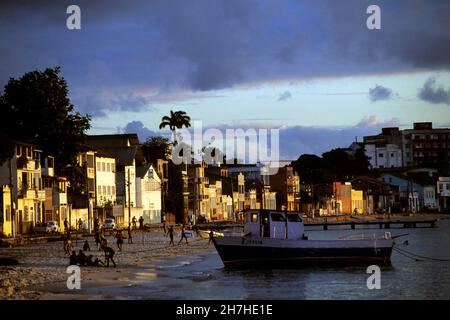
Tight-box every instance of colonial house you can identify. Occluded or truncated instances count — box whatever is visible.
[94,150,117,220]
[41,155,68,230]
[0,141,46,236]
[136,164,162,224]
[86,135,140,226]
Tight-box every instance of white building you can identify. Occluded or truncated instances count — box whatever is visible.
[365,143,403,169]
[437,177,450,212]
[136,164,162,224]
[95,152,116,214]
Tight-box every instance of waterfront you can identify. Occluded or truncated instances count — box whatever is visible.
[26,217,450,300]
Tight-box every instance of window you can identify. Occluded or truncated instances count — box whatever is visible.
[287,214,302,222]
[107,186,111,196]
[112,186,116,195]
[251,213,258,223]
[391,153,394,157]
[270,213,285,222]
[102,186,107,195]
[378,153,384,158]
[106,163,110,172]
[97,162,101,171]
[102,163,106,172]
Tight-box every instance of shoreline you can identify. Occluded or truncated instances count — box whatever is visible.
[0,229,215,300]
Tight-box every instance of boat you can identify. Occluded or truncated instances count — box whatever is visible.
[197,229,224,239]
[212,209,394,267]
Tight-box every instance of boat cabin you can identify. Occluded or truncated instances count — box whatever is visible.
[244,210,305,240]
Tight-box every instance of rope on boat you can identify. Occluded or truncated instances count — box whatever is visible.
[392,247,421,261]
[393,245,450,262]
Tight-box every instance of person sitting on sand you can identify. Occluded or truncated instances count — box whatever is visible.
[77,250,87,266]
[64,235,73,255]
[83,240,90,252]
[69,251,78,265]
[103,246,116,268]
[86,255,105,267]
[178,225,189,245]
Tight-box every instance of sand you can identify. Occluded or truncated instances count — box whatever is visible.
[0,228,214,300]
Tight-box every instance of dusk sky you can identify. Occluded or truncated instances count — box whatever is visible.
[1,0,450,159]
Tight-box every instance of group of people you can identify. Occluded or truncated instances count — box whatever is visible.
[131,216,145,231]
[166,224,190,246]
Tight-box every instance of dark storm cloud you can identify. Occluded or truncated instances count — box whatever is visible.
[418,78,450,105]
[369,85,393,102]
[1,0,450,116]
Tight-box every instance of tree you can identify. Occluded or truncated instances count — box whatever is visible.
[141,136,171,164]
[0,67,91,171]
[159,110,191,145]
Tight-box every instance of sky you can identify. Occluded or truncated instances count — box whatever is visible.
[1,0,450,160]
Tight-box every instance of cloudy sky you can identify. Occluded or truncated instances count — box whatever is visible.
[1,0,450,159]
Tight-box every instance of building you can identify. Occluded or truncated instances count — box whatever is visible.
[364,127,403,169]
[437,177,450,212]
[378,173,437,212]
[136,164,162,224]
[270,165,300,211]
[85,134,148,227]
[41,155,68,230]
[94,150,117,220]
[363,122,450,171]
[0,141,46,236]
[402,122,450,169]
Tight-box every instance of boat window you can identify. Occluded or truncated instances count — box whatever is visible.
[287,214,302,222]
[251,213,258,223]
[270,213,285,222]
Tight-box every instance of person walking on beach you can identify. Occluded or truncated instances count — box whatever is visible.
[64,218,69,233]
[104,246,116,267]
[162,219,167,236]
[95,231,101,250]
[168,225,174,246]
[100,234,108,251]
[116,229,124,251]
[178,225,189,245]
[127,225,133,244]
[139,216,144,231]
[208,230,214,245]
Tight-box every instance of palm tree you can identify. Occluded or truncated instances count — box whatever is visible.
[159,110,191,145]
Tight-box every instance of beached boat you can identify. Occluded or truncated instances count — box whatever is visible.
[212,209,394,267]
[197,229,224,239]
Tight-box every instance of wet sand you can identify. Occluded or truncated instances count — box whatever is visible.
[0,229,215,300]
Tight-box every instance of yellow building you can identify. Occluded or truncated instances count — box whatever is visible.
[351,189,364,214]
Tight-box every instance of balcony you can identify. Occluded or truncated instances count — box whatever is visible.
[36,190,46,201]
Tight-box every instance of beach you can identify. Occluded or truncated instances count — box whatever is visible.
[0,228,215,300]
